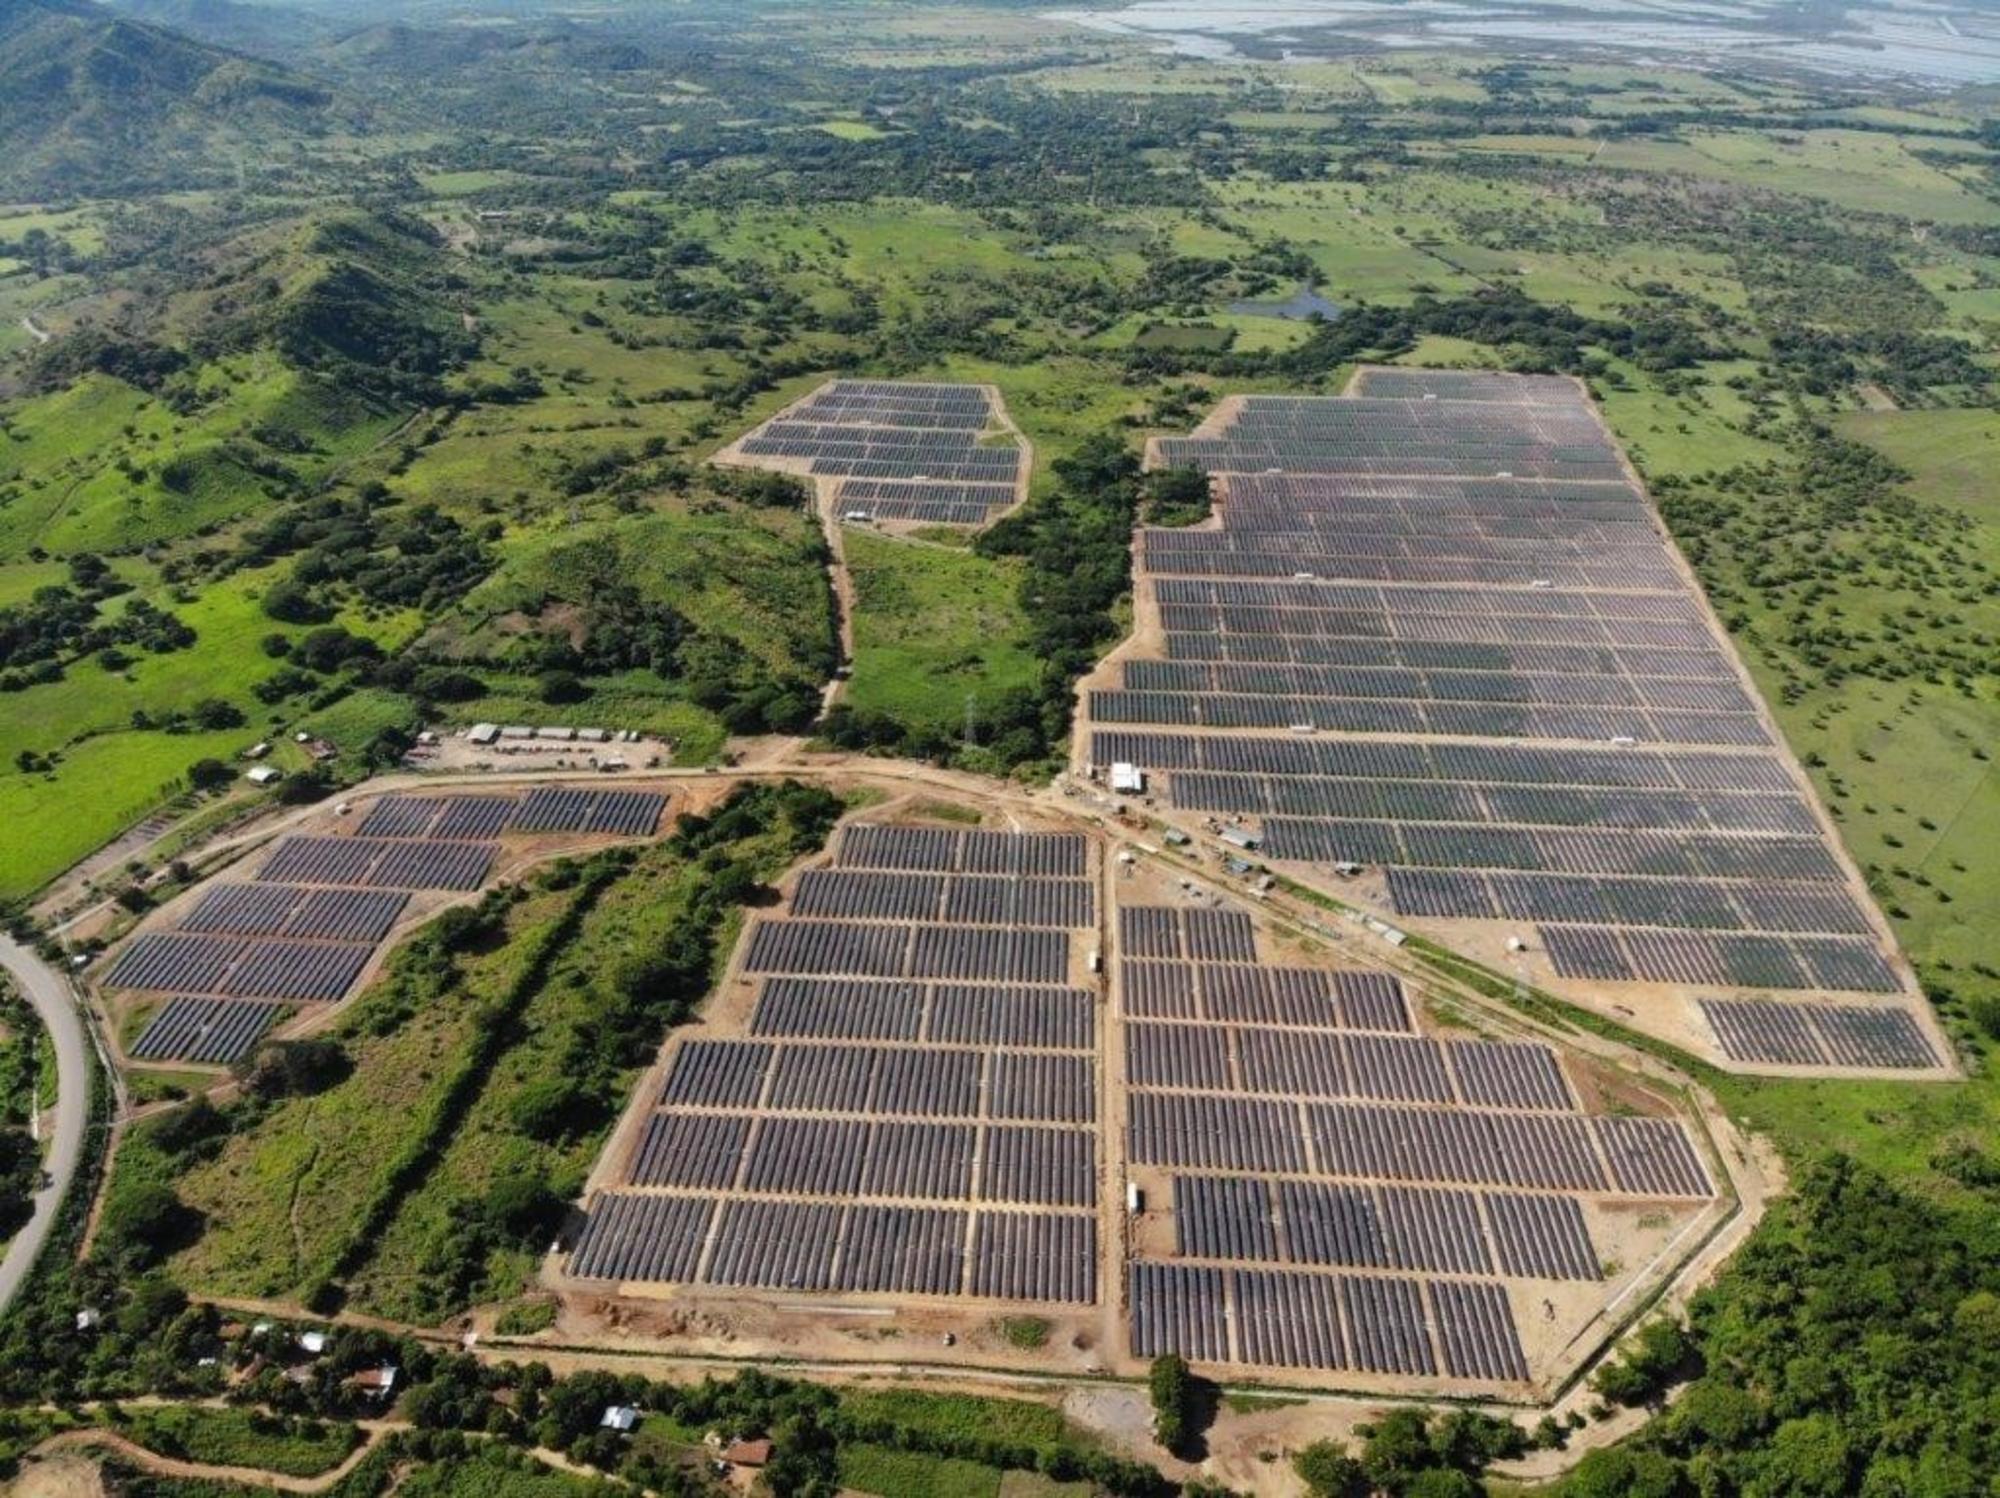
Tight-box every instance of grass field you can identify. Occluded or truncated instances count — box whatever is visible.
[0,565,424,900]
[164,880,581,1298]
[345,845,765,1321]
[838,1444,1006,1498]
[841,530,1039,733]
[110,1407,361,1477]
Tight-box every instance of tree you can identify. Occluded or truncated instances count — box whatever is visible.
[539,669,586,705]
[1147,1353,1192,1455]
[188,758,235,791]
[190,698,244,731]
[1295,1440,1368,1498]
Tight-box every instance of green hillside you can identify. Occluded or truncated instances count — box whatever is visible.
[0,0,339,194]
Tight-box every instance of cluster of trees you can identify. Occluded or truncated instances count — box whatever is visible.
[1128,287,1719,383]
[0,554,195,688]
[1294,1409,1530,1498]
[506,782,843,1154]
[1768,327,1990,402]
[1659,434,1996,704]
[249,491,494,626]
[1547,1154,2000,1496]
[0,989,39,1244]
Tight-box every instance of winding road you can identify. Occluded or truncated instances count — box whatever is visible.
[0,934,90,1314]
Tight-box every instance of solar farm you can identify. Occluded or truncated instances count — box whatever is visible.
[555,811,1729,1396]
[715,379,1029,526]
[566,820,1105,1308]
[1092,368,1946,1076]
[110,785,668,1067]
[1114,895,1717,1389]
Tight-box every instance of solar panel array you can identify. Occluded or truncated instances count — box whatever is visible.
[569,823,1101,1304]
[130,996,288,1064]
[358,789,666,840]
[729,380,1025,525]
[1698,998,1940,1069]
[258,836,496,891]
[1114,370,1915,1032]
[114,789,674,1066]
[1119,892,1714,1385]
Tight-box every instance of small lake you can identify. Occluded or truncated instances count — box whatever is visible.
[1229,285,1343,320]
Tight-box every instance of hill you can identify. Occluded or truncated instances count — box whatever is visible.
[0,0,339,195]
[102,0,334,60]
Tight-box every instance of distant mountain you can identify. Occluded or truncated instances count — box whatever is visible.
[0,0,340,194]
[318,16,651,76]
[102,0,334,60]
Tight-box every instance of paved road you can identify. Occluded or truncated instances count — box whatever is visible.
[0,934,90,1314]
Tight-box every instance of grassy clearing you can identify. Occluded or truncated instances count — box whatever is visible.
[345,835,789,1321]
[0,565,423,900]
[1594,129,2000,224]
[838,1390,1075,1453]
[838,1443,1005,1498]
[1838,408,2000,521]
[163,881,581,1299]
[396,1445,620,1498]
[110,1406,361,1477]
[841,530,1038,732]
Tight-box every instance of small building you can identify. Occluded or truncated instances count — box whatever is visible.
[75,1308,100,1332]
[245,741,271,759]
[600,1406,641,1433]
[1109,762,1145,794]
[468,723,500,746]
[1164,829,1191,847]
[722,1439,773,1469]
[501,725,534,740]
[349,1365,398,1400]
[577,727,608,743]
[297,1330,328,1356]
[245,766,282,786]
[1218,824,1260,851]
[537,726,575,741]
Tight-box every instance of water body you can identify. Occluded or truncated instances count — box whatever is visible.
[1229,284,1344,320]
[1046,0,2000,87]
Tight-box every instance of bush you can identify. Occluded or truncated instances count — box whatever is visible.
[1147,1353,1191,1455]
[538,669,586,705]
[188,757,235,791]
[246,1038,351,1098]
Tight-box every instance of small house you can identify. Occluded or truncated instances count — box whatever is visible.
[1109,762,1145,794]
[468,723,500,746]
[349,1365,398,1400]
[245,766,282,786]
[297,1330,328,1356]
[722,1439,773,1469]
[1218,824,1260,851]
[600,1406,641,1433]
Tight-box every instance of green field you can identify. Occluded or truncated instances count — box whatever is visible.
[841,529,1039,733]
[110,1407,361,1477]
